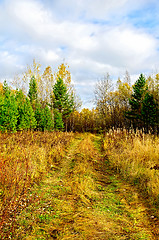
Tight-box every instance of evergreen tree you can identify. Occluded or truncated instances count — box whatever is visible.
[53,109,64,131]
[34,103,43,130]
[34,103,54,131]
[141,92,157,132]
[16,90,37,130]
[0,81,18,132]
[41,105,54,131]
[126,74,147,128]
[52,77,74,130]
[28,76,38,110]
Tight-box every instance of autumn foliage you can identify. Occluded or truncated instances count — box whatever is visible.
[0,61,159,238]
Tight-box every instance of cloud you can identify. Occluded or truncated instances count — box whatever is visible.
[49,0,128,20]
[94,26,157,71]
[0,50,24,79]
[0,0,159,108]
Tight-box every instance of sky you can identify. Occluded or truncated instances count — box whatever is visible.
[0,0,159,108]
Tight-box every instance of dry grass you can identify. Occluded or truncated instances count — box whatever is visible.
[55,134,103,239]
[0,131,158,239]
[0,131,73,239]
[16,133,156,239]
[14,134,108,239]
[103,129,159,209]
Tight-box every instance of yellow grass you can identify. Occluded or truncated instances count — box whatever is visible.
[103,129,159,207]
[0,131,158,239]
[0,131,73,237]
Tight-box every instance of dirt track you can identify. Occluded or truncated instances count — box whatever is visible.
[15,134,158,239]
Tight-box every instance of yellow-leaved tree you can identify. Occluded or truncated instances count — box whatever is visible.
[54,62,81,110]
[13,60,55,106]
[13,60,81,109]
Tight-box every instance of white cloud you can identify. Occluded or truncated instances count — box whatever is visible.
[0,50,23,78]
[0,0,159,108]
[96,26,157,70]
[80,0,129,19]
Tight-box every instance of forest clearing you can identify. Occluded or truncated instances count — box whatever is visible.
[0,62,159,239]
[1,0,159,238]
[0,131,159,239]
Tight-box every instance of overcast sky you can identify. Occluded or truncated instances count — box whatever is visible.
[0,0,159,108]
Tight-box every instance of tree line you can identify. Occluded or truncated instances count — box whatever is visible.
[67,72,159,133]
[0,61,77,132]
[0,61,159,133]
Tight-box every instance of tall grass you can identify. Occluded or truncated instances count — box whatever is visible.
[103,128,159,208]
[68,135,98,202]
[0,131,73,238]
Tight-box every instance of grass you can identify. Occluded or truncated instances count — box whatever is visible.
[0,131,158,239]
[102,129,159,209]
[0,131,73,239]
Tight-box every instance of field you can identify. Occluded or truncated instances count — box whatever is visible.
[0,131,159,239]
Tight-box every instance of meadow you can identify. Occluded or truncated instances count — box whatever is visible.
[0,130,159,239]
[102,129,159,207]
[0,131,73,238]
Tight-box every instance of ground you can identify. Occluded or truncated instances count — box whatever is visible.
[12,134,159,239]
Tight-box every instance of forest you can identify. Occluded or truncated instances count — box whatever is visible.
[0,61,159,239]
[0,60,159,134]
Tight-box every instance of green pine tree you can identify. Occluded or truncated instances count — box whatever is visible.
[28,75,38,110]
[34,103,43,130]
[16,90,37,130]
[0,81,18,132]
[126,74,147,129]
[52,77,74,130]
[141,92,157,132]
[53,109,64,131]
[34,103,54,131]
[41,105,54,131]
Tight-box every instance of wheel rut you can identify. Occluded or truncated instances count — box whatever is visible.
[15,134,158,239]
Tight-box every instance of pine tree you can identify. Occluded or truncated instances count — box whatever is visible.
[52,77,74,130]
[34,103,43,130]
[34,103,54,131]
[28,76,38,110]
[53,77,68,113]
[41,106,54,131]
[53,109,64,131]
[16,90,37,130]
[126,74,147,129]
[0,81,18,132]
[141,92,157,132]
[28,76,55,131]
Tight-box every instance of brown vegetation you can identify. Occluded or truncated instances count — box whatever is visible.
[0,131,159,239]
[103,129,159,208]
[0,131,73,238]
